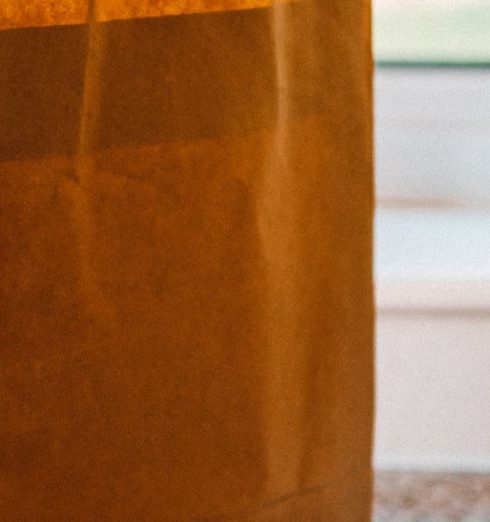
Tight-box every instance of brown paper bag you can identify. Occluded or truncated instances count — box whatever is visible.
[0,2,374,519]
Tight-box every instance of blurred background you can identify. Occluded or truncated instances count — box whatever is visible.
[373,0,490,519]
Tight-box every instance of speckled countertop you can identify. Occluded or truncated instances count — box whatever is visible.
[374,471,490,521]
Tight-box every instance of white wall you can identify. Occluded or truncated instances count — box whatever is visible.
[374,68,490,472]
[375,314,490,472]
[375,68,490,208]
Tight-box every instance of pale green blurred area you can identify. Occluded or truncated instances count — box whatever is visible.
[374,0,490,64]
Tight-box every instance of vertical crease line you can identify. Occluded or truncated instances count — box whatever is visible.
[75,0,104,181]
[272,2,289,157]
[69,0,113,321]
[259,2,306,498]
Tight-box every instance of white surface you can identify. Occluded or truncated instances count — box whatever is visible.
[375,207,490,471]
[375,314,490,472]
[375,209,490,311]
[374,67,490,470]
[376,209,490,280]
[375,68,490,207]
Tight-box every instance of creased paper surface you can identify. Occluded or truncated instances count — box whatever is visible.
[0,2,373,520]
